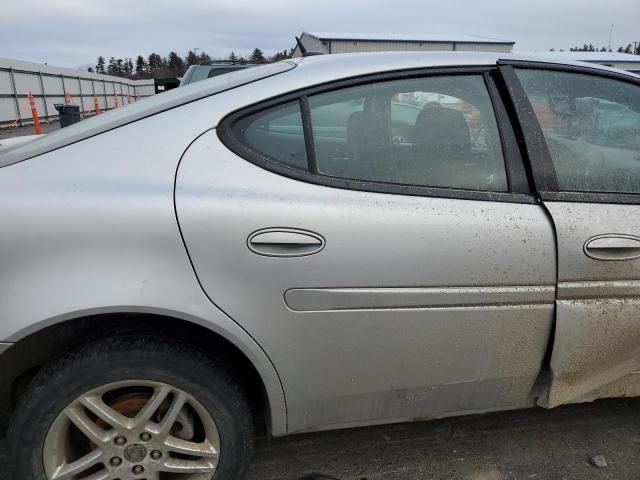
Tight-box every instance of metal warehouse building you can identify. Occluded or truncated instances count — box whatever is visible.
[293,32,515,57]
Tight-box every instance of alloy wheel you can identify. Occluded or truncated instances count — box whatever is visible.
[43,380,221,480]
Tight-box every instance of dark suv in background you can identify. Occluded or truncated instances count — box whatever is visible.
[180,61,258,86]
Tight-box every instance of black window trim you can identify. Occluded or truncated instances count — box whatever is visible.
[484,70,531,195]
[499,59,640,205]
[218,65,536,205]
[298,95,318,174]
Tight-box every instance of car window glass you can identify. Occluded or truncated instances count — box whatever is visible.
[235,102,308,170]
[308,75,508,191]
[516,69,640,194]
[208,67,244,78]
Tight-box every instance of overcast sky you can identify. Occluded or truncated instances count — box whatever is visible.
[1,0,638,69]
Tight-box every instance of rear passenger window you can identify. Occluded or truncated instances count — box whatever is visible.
[235,102,308,169]
[515,69,640,194]
[231,75,509,192]
[308,75,508,191]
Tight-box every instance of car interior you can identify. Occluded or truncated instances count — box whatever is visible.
[517,69,640,193]
[241,75,509,192]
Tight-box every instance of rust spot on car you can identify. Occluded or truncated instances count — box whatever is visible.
[412,415,437,422]
[539,297,640,408]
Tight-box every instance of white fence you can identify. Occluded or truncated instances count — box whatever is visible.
[0,57,155,126]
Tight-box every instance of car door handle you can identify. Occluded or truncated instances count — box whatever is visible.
[247,228,325,257]
[584,234,640,261]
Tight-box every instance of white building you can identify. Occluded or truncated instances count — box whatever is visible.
[293,32,515,57]
[0,57,155,126]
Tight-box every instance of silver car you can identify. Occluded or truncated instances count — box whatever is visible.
[2,52,640,480]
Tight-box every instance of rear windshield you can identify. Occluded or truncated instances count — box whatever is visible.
[0,61,295,167]
[208,67,249,78]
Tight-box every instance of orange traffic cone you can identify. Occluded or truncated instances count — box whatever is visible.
[27,91,42,135]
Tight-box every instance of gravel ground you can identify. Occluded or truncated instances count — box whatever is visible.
[6,399,636,479]
[245,398,640,480]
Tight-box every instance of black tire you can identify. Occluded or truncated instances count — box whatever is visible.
[8,335,254,480]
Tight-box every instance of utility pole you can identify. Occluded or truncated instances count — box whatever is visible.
[608,24,614,51]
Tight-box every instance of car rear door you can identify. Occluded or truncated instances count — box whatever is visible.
[501,63,640,407]
[175,67,557,433]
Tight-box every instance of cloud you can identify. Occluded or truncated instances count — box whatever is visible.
[0,0,637,67]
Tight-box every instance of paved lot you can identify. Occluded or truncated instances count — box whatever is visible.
[0,121,61,141]
[1,398,639,479]
[246,398,640,480]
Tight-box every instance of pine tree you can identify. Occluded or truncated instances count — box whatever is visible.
[96,56,106,74]
[168,52,184,75]
[250,48,266,63]
[186,50,199,66]
[107,57,117,75]
[147,53,162,74]
[228,52,238,62]
[122,58,132,77]
[270,49,294,62]
[135,55,146,76]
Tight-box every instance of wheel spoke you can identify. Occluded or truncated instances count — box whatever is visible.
[79,394,133,431]
[44,380,221,480]
[50,448,105,480]
[134,384,172,427]
[157,391,187,436]
[65,405,112,445]
[164,435,219,459]
[159,458,216,474]
[76,471,110,480]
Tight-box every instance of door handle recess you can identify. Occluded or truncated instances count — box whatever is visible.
[584,234,640,261]
[248,228,325,257]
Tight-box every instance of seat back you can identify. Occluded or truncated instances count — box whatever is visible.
[345,110,391,180]
[409,104,471,186]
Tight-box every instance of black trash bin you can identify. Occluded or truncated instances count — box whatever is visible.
[54,104,81,128]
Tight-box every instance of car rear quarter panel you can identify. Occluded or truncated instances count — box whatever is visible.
[0,99,287,434]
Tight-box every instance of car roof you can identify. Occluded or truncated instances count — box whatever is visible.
[199,63,255,67]
[288,51,640,80]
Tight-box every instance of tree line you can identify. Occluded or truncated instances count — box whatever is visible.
[550,42,640,54]
[89,47,294,79]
